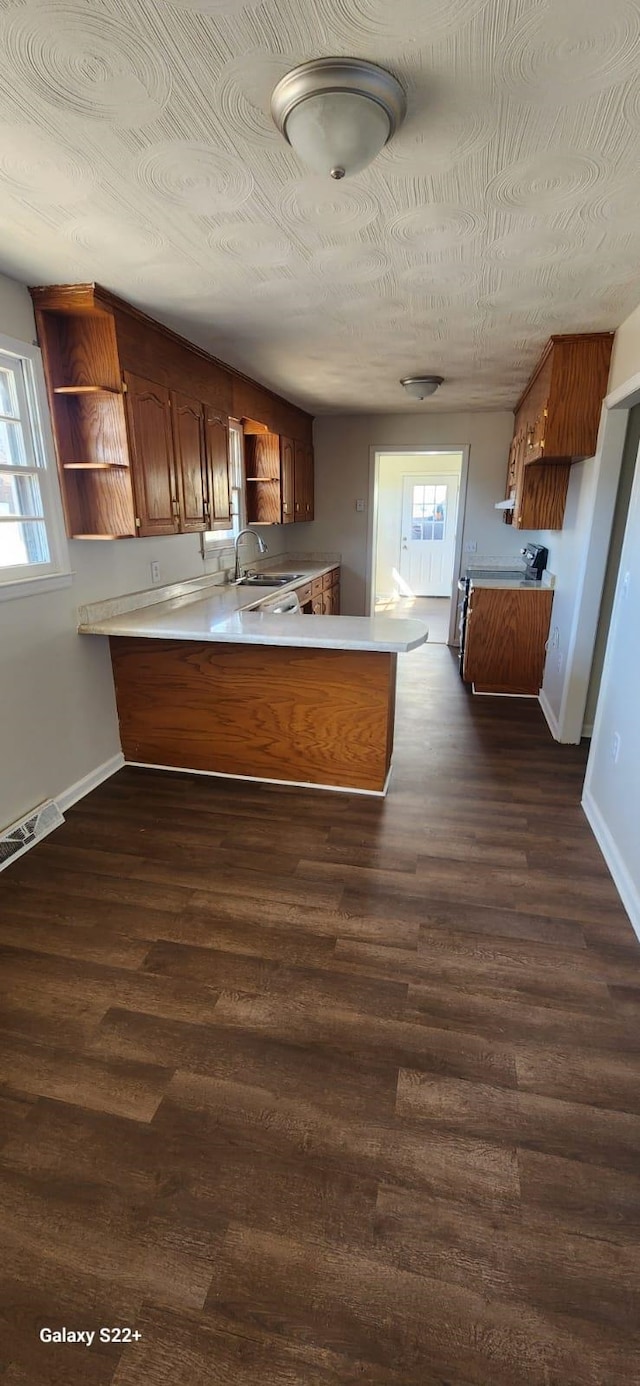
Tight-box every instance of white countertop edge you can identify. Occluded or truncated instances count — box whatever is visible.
[468,576,555,590]
[79,610,429,654]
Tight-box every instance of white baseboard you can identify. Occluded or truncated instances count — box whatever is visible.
[538,688,560,740]
[582,787,640,943]
[126,759,389,797]
[57,753,125,813]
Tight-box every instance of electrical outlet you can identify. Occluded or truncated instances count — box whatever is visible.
[552,626,560,649]
[355,498,365,512]
[150,561,161,584]
[556,651,563,673]
[611,732,621,764]
[621,571,631,601]
[464,541,477,554]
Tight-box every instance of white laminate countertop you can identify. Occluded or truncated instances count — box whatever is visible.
[78,563,428,654]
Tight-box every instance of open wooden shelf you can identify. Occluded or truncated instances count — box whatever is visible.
[63,462,126,470]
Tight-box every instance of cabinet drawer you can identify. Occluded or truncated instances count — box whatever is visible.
[311,577,323,596]
[322,570,333,591]
[296,582,312,605]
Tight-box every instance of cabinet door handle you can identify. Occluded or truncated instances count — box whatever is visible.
[172,498,180,519]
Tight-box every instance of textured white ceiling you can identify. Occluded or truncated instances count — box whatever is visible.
[0,0,639,413]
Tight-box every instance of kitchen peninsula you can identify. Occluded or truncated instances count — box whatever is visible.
[79,564,428,794]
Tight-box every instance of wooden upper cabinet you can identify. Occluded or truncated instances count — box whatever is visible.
[515,462,571,531]
[280,435,295,524]
[31,284,314,540]
[124,372,178,537]
[245,431,282,524]
[204,408,231,527]
[294,439,314,521]
[516,333,613,465]
[503,331,613,531]
[171,390,207,533]
[304,442,315,520]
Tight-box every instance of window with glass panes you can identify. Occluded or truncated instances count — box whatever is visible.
[411,483,447,541]
[0,348,55,576]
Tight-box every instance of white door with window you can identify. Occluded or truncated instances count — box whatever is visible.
[399,474,459,596]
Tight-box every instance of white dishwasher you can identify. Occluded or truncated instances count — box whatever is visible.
[257,589,301,615]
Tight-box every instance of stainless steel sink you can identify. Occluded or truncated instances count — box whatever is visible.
[236,572,304,586]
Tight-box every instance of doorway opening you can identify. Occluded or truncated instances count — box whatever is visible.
[371,450,465,643]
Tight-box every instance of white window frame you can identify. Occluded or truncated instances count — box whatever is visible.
[0,332,70,601]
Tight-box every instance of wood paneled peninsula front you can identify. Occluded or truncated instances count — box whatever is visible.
[79,567,427,795]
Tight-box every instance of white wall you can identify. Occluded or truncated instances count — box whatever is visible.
[582,299,640,936]
[536,319,640,743]
[583,405,640,728]
[536,458,602,732]
[608,301,640,394]
[294,412,517,614]
[375,451,463,600]
[583,420,640,938]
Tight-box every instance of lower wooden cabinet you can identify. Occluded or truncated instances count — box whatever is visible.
[303,568,340,614]
[463,586,553,695]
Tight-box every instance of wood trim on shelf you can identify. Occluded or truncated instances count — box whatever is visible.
[53,385,121,395]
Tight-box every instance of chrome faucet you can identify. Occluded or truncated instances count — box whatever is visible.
[234,528,268,581]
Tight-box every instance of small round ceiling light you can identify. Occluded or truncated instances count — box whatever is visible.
[271,58,406,180]
[400,375,444,400]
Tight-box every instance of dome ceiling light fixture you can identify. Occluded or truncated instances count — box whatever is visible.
[400,375,445,400]
[271,58,406,180]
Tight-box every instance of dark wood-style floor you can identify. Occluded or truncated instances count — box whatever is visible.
[1,643,639,1385]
